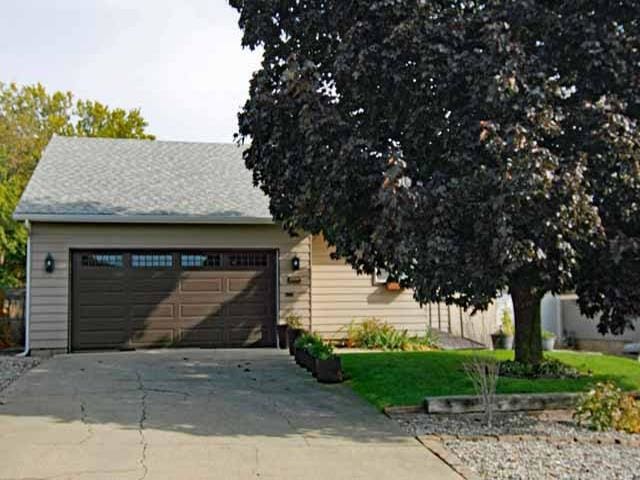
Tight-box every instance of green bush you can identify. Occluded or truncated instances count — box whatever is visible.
[285,312,303,329]
[308,341,334,360]
[347,318,409,350]
[500,310,514,336]
[347,318,438,351]
[541,329,556,340]
[294,332,322,350]
[499,358,581,379]
[574,382,640,433]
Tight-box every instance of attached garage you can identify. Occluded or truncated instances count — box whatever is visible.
[71,250,277,350]
[14,136,312,354]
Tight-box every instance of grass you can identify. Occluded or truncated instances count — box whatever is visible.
[341,349,640,410]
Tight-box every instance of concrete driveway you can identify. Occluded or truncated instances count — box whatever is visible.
[0,349,459,480]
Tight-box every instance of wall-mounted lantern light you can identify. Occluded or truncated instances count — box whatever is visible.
[44,253,55,273]
[291,256,300,271]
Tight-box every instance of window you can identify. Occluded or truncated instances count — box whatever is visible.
[131,254,173,268]
[227,252,268,268]
[82,254,123,268]
[181,253,221,268]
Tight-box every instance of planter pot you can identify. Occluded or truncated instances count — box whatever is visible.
[300,349,315,372]
[287,328,303,356]
[277,325,288,350]
[491,334,514,350]
[542,337,556,351]
[314,356,343,383]
[385,281,402,292]
[294,348,304,366]
[502,335,514,350]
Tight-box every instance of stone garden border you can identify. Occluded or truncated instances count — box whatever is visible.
[383,391,640,416]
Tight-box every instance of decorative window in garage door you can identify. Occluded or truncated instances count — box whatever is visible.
[227,252,269,268]
[180,253,222,268]
[131,254,173,268]
[81,254,124,268]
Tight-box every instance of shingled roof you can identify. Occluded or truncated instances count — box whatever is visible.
[14,136,273,223]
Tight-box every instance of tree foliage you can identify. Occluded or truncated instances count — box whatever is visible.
[0,82,154,286]
[231,0,640,363]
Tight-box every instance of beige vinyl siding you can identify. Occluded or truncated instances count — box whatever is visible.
[29,223,311,351]
[311,235,496,345]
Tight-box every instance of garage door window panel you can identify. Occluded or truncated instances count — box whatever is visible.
[226,252,268,269]
[132,254,173,268]
[181,253,222,269]
[81,254,124,268]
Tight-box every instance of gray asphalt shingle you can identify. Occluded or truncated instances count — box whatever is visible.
[14,135,272,221]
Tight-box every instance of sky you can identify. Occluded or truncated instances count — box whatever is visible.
[0,0,262,142]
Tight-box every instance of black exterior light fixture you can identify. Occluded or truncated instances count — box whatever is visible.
[291,256,301,271]
[44,253,55,273]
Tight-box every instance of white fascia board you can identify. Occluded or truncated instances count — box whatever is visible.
[12,213,275,225]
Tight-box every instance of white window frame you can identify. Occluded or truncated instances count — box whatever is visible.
[373,268,390,285]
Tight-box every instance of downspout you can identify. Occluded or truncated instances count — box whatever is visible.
[18,220,31,356]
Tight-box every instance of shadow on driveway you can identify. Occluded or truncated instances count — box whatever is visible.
[0,349,460,479]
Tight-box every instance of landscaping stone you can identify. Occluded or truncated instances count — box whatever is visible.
[424,392,582,413]
[394,410,640,480]
[0,355,40,393]
[444,438,640,480]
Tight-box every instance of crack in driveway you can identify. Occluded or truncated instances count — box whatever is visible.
[78,400,94,445]
[134,371,149,480]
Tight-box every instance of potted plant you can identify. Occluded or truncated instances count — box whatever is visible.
[542,330,556,351]
[310,342,343,383]
[285,312,304,355]
[294,332,321,372]
[497,310,515,350]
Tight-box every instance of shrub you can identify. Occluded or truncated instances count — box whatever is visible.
[294,332,322,351]
[285,312,303,329]
[308,341,334,360]
[499,358,581,379]
[541,329,556,340]
[500,310,514,336]
[347,318,439,351]
[347,318,406,350]
[463,356,500,427]
[574,382,640,433]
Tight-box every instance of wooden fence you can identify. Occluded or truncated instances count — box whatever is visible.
[0,288,25,347]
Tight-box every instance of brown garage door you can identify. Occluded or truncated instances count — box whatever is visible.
[71,250,277,350]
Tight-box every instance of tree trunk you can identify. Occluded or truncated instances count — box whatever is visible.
[510,286,543,365]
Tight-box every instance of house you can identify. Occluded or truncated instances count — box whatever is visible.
[14,135,495,354]
[541,293,640,355]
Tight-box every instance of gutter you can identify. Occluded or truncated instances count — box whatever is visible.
[12,213,275,225]
[18,220,31,356]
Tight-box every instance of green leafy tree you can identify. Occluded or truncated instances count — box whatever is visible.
[0,82,154,286]
[231,0,640,365]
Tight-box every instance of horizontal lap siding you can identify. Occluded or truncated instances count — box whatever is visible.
[311,235,430,339]
[29,223,311,350]
[310,235,495,345]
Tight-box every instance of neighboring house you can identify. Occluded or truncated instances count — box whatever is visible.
[14,136,495,354]
[541,293,640,354]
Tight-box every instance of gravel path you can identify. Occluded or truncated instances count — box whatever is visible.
[0,355,40,393]
[395,411,640,480]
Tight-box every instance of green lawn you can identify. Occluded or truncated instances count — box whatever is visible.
[341,350,640,410]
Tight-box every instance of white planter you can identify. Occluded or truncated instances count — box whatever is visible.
[542,337,556,351]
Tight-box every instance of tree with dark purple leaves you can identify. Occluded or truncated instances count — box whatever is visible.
[230,0,640,365]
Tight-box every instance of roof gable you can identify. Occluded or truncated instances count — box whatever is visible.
[14,136,273,223]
